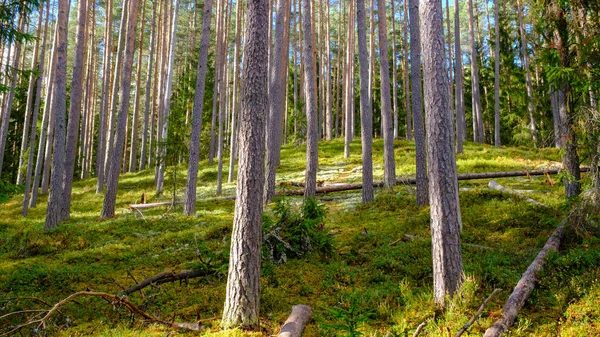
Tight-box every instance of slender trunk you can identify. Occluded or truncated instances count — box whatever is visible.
[216,0,230,195]
[343,0,355,158]
[402,0,411,140]
[391,0,398,139]
[101,0,142,218]
[129,1,147,172]
[96,0,113,193]
[467,0,484,143]
[517,0,537,146]
[140,0,156,170]
[420,0,463,307]
[325,0,332,141]
[44,0,70,230]
[409,0,427,205]
[61,0,90,221]
[209,0,224,164]
[228,0,244,183]
[368,0,375,107]
[357,0,373,203]
[493,0,500,146]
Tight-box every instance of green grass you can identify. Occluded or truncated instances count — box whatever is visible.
[0,138,598,336]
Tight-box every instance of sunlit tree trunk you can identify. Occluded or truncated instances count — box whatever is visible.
[517,0,537,146]
[493,0,500,146]
[303,0,319,197]
[221,0,268,328]
[357,0,373,203]
[402,0,411,140]
[101,0,142,218]
[96,0,113,193]
[343,0,354,158]
[228,0,244,183]
[454,0,465,152]
[467,0,484,143]
[216,0,230,195]
[140,0,156,171]
[129,1,146,172]
[420,0,463,307]
[391,0,399,139]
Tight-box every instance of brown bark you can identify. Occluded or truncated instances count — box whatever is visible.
[278,305,312,337]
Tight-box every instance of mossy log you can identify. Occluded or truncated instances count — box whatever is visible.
[278,305,312,337]
[483,223,566,337]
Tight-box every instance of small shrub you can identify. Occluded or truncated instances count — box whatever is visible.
[262,197,333,264]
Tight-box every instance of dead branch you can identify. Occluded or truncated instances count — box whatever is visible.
[412,318,429,337]
[455,288,502,337]
[122,269,212,296]
[0,291,203,336]
[483,222,566,337]
[488,180,547,207]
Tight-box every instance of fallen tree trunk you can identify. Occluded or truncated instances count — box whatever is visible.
[283,167,591,195]
[123,269,211,295]
[278,305,312,337]
[488,180,547,207]
[129,201,182,210]
[483,222,566,337]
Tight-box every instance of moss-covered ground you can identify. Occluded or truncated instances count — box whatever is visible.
[1,139,599,336]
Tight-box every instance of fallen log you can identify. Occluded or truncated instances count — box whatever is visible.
[283,167,591,195]
[488,180,547,207]
[483,222,566,337]
[278,305,312,337]
[122,269,211,296]
[129,201,182,211]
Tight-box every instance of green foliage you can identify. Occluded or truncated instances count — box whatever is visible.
[319,292,376,337]
[262,198,333,264]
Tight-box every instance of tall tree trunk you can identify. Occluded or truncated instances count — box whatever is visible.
[264,0,291,203]
[101,0,142,218]
[302,0,319,198]
[409,0,427,205]
[378,0,396,188]
[216,0,230,195]
[454,0,465,152]
[228,0,244,183]
[221,0,268,328]
[343,0,355,158]
[209,0,224,164]
[420,0,463,308]
[0,14,24,179]
[325,0,332,141]
[44,0,70,230]
[129,1,147,172]
[493,0,500,146]
[357,0,373,203]
[467,0,484,143]
[96,0,113,193]
[23,0,50,215]
[17,8,44,185]
[60,0,90,221]
[183,0,214,216]
[140,0,156,171]
[368,0,375,108]
[156,0,180,193]
[517,0,537,146]
[402,0,411,140]
[391,0,399,139]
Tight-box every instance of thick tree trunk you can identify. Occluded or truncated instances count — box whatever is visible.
[357,0,373,203]
[140,1,156,171]
[420,0,463,307]
[409,0,428,205]
[467,0,484,143]
[264,0,291,203]
[302,0,319,198]
[60,0,90,221]
[101,0,142,219]
[378,0,396,188]
[221,0,268,328]
[454,0,465,152]
[44,0,70,230]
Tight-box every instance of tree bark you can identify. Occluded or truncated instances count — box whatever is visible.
[221,0,268,328]
[302,0,319,198]
[140,0,157,171]
[228,0,244,183]
[378,0,396,188]
[454,0,465,152]
[278,305,312,337]
[129,1,147,173]
[493,0,500,147]
[357,0,374,203]
[343,0,354,158]
[44,0,70,230]
[419,0,463,307]
[101,0,142,219]
[517,0,537,146]
[96,0,113,193]
[409,0,427,205]
[60,0,90,221]
[402,0,411,140]
[467,0,484,143]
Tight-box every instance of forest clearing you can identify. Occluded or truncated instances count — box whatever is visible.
[1,0,599,335]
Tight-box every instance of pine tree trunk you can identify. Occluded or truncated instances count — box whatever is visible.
[60,0,90,221]
[129,1,146,172]
[325,0,332,141]
[402,0,411,140]
[139,1,156,171]
[209,0,224,165]
[419,0,463,307]
[493,0,500,147]
[454,0,465,152]
[44,0,70,230]
[22,0,50,216]
[517,0,537,146]
[467,0,484,143]
[390,0,399,139]
[264,0,291,203]
[216,0,230,195]
[228,0,244,183]
[357,0,373,203]
[409,0,428,205]
[101,0,142,219]
[368,0,375,107]
[221,0,268,328]
[183,0,214,216]
[96,0,113,193]
[343,0,354,158]
[378,0,396,188]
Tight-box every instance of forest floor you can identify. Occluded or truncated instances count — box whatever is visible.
[1,139,599,337]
